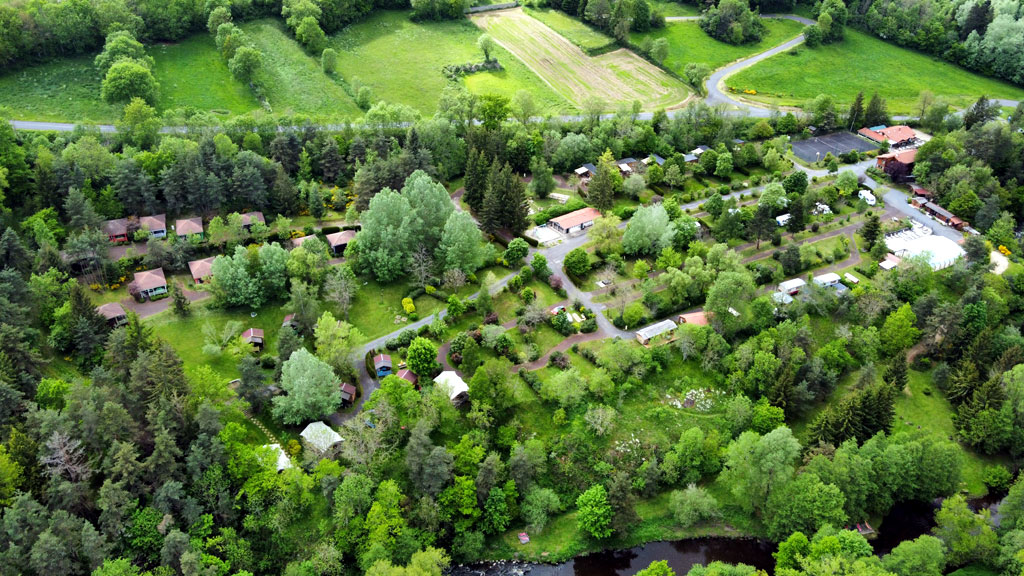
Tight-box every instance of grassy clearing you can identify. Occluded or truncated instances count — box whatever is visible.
[728,28,1024,114]
[523,8,616,52]
[630,18,804,73]
[241,19,363,119]
[894,369,1005,496]
[473,7,690,110]
[148,302,288,381]
[329,10,568,116]
[151,35,259,116]
[0,56,118,123]
[649,0,700,16]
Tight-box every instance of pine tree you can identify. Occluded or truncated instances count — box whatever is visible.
[464,148,489,212]
[884,357,908,392]
[786,197,805,233]
[847,91,864,130]
[864,93,889,127]
[589,150,617,212]
[860,212,881,249]
[481,159,503,233]
[502,163,530,234]
[320,137,343,184]
[170,282,191,317]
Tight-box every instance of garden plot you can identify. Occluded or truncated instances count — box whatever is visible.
[472,8,691,110]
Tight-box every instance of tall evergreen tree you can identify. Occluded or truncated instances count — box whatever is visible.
[482,162,529,234]
[847,91,865,130]
[463,148,489,212]
[864,93,889,127]
[589,150,617,212]
[860,212,881,249]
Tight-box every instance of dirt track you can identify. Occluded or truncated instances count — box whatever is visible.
[471,8,690,110]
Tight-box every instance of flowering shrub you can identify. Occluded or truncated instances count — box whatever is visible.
[683,388,725,412]
[401,297,416,314]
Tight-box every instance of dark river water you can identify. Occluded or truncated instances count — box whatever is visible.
[450,495,1006,576]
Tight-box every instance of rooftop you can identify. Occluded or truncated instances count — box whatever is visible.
[886,234,965,270]
[240,211,265,226]
[635,319,677,340]
[300,422,342,452]
[139,214,166,231]
[133,268,166,291]
[326,230,356,246]
[96,302,127,320]
[176,217,203,236]
[188,256,215,280]
[550,207,602,230]
[678,311,709,326]
[104,218,128,236]
[434,371,469,402]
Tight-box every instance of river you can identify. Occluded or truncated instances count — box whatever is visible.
[449,495,1007,576]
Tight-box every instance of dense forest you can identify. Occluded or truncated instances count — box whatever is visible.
[1,12,1024,568]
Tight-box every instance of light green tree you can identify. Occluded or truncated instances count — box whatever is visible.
[272,348,341,425]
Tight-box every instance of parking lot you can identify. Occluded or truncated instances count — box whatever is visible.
[792,132,879,163]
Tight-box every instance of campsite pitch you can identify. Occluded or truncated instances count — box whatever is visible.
[472,8,691,110]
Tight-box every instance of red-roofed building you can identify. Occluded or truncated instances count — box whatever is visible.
[188,256,215,284]
[876,148,917,171]
[677,311,709,326]
[397,369,418,386]
[240,212,265,230]
[859,125,917,147]
[326,230,356,255]
[97,302,128,327]
[242,328,265,351]
[131,268,167,299]
[104,218,129,243]
[909,184,933,198]
[548,207,602,234]
[339,383,357,403]
[139,214,167,238]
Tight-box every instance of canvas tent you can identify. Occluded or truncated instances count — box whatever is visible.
[299,421,342,453]
[434,371,469,404]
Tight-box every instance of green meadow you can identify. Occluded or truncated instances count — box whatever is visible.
[728,28,1024,113]
[329,10,570,116]
[630,18,805,73]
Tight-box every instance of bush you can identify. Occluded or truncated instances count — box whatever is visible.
[669,486,720,528]
[982,465,1014,492]
[580,317,598,333]
[519,369,541,391]
[260,355,277,369]
[320,225,341,234]
[401,297,416,315]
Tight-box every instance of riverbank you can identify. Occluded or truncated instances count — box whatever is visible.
[482,490,763,564]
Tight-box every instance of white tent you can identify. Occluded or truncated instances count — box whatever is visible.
[434,371,469,404]
[300,421,342,453]
[262,443,292,472]
[886,235,965,270]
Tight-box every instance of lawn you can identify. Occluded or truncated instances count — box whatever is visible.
[631,18,804,73]
[241,19,363,119]
[0,56,119,122]
[728,28,1024,114]
[148,302,289,382]
[151,35,259,116]
[523,8,616,52]
[473,7,690,110]
[329,10,568,116]
[893,368,1004,496]
[649,0,700,16]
